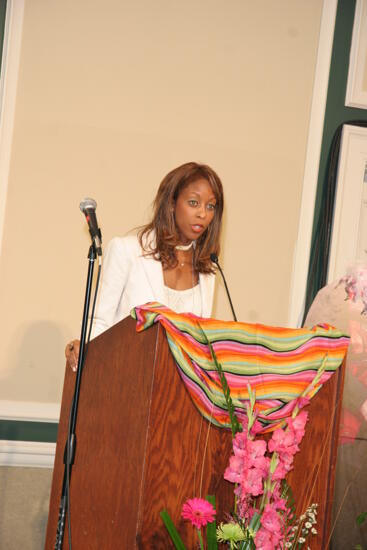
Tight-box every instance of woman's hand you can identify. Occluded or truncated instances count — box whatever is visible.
[65,339,80,372]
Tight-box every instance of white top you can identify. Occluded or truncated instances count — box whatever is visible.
[92,233,215,337]
[164,284,202,315]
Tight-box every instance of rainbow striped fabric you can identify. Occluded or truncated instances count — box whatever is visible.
[132,303,349,433]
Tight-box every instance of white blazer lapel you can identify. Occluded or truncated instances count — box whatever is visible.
[140,254,166,305]
[139,231,166,304]
[199,272,215,318]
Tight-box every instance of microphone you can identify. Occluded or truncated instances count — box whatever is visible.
[210,253,238,322]
[79,198,102,256]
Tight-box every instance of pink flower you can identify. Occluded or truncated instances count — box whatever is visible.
[247,439,266,463]
[233,429,248,456]
[181,498,216,529]
[268,428,299,457]
[270,484,288,513]
[269,428,295,450]
[268,427,301,477]
[241,467,264,496]
[281,451,297,472]
[272,461,287,481]
[256,523,283,549]
[292,410,308,429]
[236,497,253,520]
[250,418,263,435]
[254,527,273,550]
[224,455,245,483]
[246,439,269,474]
[272,495,287,512]
[261,504,282,533]
[295,396,310,410]
[287,411,308,443]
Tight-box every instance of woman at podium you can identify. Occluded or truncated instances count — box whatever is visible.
[66,161,224,370]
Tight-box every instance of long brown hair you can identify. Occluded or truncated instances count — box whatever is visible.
[139,162,224,274]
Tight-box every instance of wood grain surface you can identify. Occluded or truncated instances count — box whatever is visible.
[45,317,233,549]
[287,358,346,549]
[45,316,344,549]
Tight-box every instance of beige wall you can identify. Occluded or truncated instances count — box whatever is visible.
[0,0,323,405]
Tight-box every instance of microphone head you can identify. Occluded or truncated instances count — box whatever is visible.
[210,253,219,264]
[80,197,97,213]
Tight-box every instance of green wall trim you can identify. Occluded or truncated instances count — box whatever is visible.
[305,0,367,312]
[314,0,365,226]
[0,0,7,76]
[0,420,58,443]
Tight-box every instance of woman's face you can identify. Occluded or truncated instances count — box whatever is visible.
[174,178,217,244]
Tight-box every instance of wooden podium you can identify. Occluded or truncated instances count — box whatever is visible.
[45,316,345,549]
[45,317,233,549]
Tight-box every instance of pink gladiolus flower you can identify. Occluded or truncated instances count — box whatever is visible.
[284,451,298,469]
[254,527,273,550]
[270,484,288,513]
[261,504,282,533]
[269,428,295,450]
[250,418,263,435]
[268,428,299,457]
[247,439,266,462]
[295,396,310,410]
[224,455,245,483]
[181,498,216,529]
[272,461,287,481]
[242,467,264,496]
[288,412,307,430]
[256,455,271,477]
[236,497,253,519]
[272,495,287,512]
[233,430,248,456]
[269,528,283,547]
[287,411,309,443]
[246,439,269,475]
[268,427,301,477]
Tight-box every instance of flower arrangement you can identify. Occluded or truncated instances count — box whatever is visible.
[182,498,216,549]
[161,350,321,549]
[215,385,314,549]
[160,496,217,550]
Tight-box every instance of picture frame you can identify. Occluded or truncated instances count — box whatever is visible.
[328,124,367,282]
[345,0,367,109]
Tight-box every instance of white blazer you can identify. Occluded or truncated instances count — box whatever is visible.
[92,234,216,337]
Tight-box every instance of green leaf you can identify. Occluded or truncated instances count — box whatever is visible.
[160,509,187,550]
[205,495,218,550]
[248,511,261,533]
[279,480,297,536]
[357,511,367,526]
[239,538,256,550]
[248,383,256,411]
[281,480,296,518]
[208,340,241,437]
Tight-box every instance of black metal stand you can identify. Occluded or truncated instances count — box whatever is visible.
[54,244,97,549]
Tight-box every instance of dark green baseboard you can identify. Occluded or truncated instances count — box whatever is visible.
[0,420,58,443]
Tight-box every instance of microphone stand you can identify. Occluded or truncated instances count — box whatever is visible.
[216,262,238,322]
[54,243,97,549]
[210,254,238,322]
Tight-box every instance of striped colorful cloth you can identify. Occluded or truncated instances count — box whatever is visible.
[132,303,349,433]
